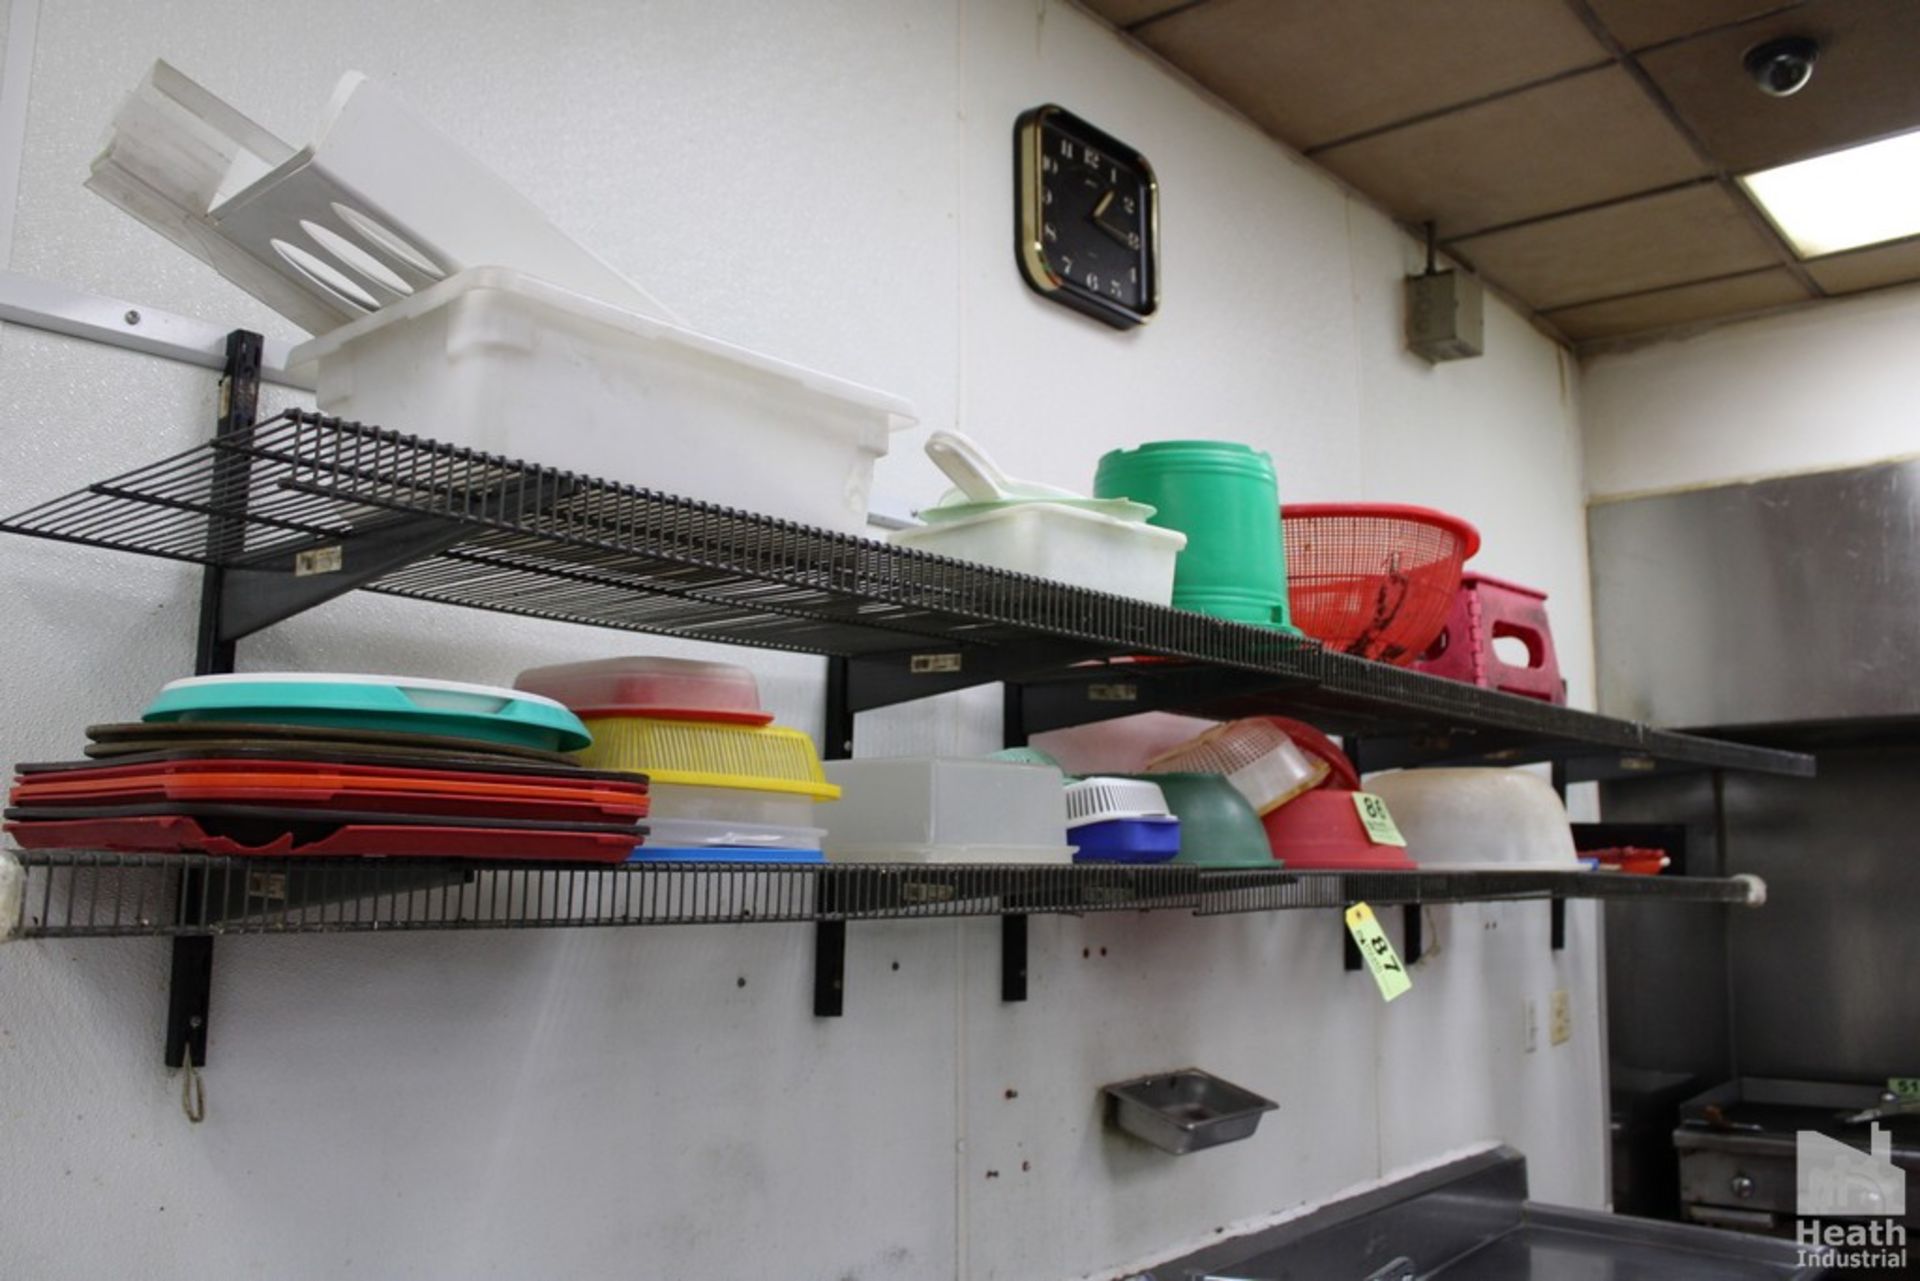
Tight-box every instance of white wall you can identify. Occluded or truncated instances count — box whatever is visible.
[0,3,1605,1278]
[1583,281,1920,500]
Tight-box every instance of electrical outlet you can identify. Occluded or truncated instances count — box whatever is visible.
[1550,988,1572,1046]
[1524,998,1539,1053]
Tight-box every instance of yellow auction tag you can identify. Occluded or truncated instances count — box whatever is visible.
[1351,792,1407,846]
[1346,901,1412,1002]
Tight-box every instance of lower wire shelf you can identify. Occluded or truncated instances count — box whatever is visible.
[2,850,1764,939]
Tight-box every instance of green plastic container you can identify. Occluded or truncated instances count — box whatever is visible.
[1130,772,1277,867]
[1094,440,1295,630]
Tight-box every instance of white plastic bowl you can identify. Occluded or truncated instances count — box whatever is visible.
[890,502,1187,604]
[1363,768,1579,870]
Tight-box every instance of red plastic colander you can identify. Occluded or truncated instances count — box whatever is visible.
[1281,504,1480,666]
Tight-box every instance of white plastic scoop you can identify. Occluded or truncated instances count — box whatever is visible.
[925,429,1081,502]
[920,430,1156,522]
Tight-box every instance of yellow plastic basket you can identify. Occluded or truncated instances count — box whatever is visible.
[577,716,841,800]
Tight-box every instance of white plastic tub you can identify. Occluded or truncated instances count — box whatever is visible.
[821,758,1074,864]
[889,502,1187,604]
[289,267,917,534]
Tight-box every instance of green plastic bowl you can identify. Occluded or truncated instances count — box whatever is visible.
[1127,771,1276,867]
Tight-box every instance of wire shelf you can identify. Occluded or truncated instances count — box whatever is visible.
[2,851,1761,940]
[0,411,1811,778]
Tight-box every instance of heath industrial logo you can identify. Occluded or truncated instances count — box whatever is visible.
[1796,1124,1908,1271]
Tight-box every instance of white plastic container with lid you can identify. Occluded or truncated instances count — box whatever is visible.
[1363,768,1579,870]
[821,758,1075,864]
[889,502,1187,605]
[288,267,917,534]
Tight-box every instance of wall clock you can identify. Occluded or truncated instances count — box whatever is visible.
[1015,104,1159,329]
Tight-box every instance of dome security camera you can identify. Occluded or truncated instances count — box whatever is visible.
[1745,36,1819,97]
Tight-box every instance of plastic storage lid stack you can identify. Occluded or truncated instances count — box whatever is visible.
[1145,719,1328,816]
[820,758,1075,864]
[1065,776,1180,864]
[1363,768,1579,871]
[142,673,592,753]
[514,656,768,723]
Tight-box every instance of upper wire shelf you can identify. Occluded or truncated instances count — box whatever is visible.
[0,410,1811,778]
[2,851,1762,940]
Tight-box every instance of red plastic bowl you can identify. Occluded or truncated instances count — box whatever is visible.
[1282,504,1479,666]
[1260,789,1417,871]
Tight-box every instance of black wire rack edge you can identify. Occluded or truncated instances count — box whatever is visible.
[2,852,1761,939]
[0,411,1812,777]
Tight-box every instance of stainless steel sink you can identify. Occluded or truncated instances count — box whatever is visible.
[1144,1148,1829,1280]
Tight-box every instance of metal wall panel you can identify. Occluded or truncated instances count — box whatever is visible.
[1590,458,1920,728]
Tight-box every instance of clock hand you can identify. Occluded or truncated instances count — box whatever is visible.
[1090,188,1136,248]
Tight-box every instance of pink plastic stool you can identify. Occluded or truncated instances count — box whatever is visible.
[1414,573,1566,704]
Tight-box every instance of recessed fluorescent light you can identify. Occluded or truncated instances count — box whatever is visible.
[1740,128,1920,258]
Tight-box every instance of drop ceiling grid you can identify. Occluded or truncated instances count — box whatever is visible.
[1083,0,1920,343]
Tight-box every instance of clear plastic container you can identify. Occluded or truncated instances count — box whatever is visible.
[641,816,824,851]
[1146,720,1329,815]
[289,268,916,534]
[515,656,765,721]
[647,782,817,828]
[821,758,1073,864]
[1031,712,1220,776]
[889,502,1187,604]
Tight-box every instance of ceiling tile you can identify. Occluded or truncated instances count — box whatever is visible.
[1451,183,1782,308]
[1586,0,1805,51]
[1804,236,1920,293]
[1136,0,1608,150]
[1639,0,1920,172]
[1544,267,1809,340]
[1078,0,1193,28]
[1313,66,1706,237]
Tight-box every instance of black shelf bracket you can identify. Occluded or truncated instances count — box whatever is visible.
[1550,897,1567,952]
[166,329,262,1070]
[1402,903,1423,966]
[1001,914,1029,1002]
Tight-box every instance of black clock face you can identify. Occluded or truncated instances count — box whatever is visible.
[1016,106,1158,328]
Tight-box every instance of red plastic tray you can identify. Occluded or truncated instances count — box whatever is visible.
[10,779,647,824]
[14,766,647,805]
[4,814,637,861]
[19,749,645,786]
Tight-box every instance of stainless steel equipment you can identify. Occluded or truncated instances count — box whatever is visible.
[1146,1147,1827,1279]
[1676,1078,1920,1239]
[1590,456,1920,728]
